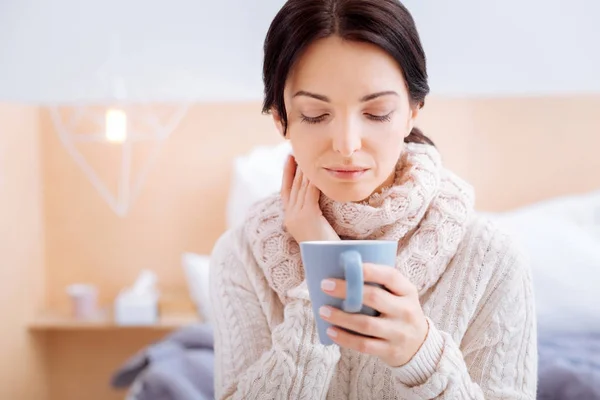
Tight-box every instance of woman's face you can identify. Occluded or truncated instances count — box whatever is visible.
[273,36,420,203]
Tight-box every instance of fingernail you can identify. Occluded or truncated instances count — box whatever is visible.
[326,327,337,337]
[321,279,336,291]
[319,306,331,318]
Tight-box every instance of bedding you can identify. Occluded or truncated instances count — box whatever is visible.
[112,323,214,400]
[482,189,600,333]
[226,140,291,229]
[537,330,600,399]
[182,252,212,322]
[484,190,600,399]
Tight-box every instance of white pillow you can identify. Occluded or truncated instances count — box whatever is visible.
[483,190,600,332]
[182,252,212,323]
[226,141,292,229]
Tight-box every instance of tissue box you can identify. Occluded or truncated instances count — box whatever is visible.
[114,289,159,326]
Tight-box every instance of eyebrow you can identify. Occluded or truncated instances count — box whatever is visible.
[292,90,398,102]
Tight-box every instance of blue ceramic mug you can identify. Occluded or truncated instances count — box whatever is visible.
[299,240,398,345]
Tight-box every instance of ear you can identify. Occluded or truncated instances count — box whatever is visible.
[271,109,286,137]
[407,103,421,133]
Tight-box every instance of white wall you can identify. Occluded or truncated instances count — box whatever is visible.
[407,0,600,96]
[0,0,598,103]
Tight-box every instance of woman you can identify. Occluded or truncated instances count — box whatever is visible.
[209,0,538,398]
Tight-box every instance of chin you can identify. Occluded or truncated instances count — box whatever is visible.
[319,183,377,203]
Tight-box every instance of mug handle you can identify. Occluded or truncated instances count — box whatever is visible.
[340,250,364,313]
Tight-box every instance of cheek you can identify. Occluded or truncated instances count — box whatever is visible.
[369,128,405,165]
[288,131,323,177]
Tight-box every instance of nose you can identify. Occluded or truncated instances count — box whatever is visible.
[332,119,362,157]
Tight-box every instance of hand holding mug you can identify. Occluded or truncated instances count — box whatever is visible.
[318,262,429,368]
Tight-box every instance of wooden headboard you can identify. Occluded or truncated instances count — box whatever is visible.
[420,96,600,211]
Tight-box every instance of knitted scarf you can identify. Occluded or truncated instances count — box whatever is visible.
[244,143,475,304]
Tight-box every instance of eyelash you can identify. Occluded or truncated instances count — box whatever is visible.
[368,113,393,122]
[300,112,393,124]
[300,114,327,124]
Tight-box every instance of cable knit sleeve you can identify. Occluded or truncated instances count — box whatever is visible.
[391,232,538,399]
[209,229,341,400]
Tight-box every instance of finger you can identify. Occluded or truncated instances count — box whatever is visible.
[289,166,303,207]
[362,263,416,297]
[281,155,296,207]
[296,173,309,209]
[325,325,389,356]
[321,278,397,315]
[306,182,321,211]
[319,305,391,339]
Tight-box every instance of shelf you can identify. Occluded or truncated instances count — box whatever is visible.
[29,308,201,331]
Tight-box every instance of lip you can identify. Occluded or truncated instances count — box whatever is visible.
[324,166,370,180]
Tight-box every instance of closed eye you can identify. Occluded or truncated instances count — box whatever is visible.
[300,111,393,124]
[365,111,394,122]
[300,114,328,124]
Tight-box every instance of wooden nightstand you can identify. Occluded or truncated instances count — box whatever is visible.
[29,308,200,331]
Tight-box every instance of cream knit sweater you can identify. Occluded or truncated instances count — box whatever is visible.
[210,144,538,399]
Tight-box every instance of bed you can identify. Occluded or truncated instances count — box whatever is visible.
[485,190,600,399]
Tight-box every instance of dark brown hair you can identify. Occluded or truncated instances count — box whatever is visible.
[262,0,434,146]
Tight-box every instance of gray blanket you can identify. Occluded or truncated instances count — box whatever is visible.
[111,323,214,400]
[537,330,600,400]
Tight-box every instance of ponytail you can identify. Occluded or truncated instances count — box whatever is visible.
[404,127,435,147]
